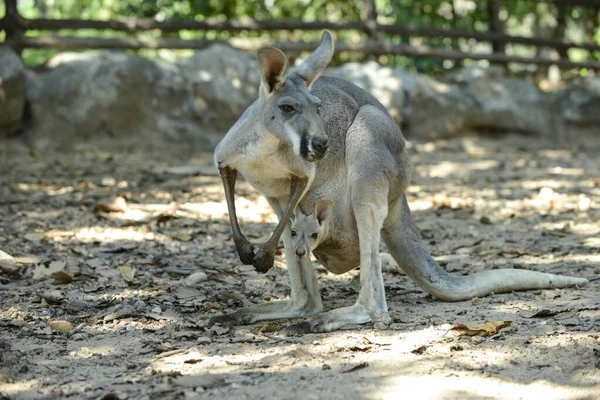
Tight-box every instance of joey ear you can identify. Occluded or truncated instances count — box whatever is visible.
[293,31,334,88]
[258,47,288,94]
[292,206,303,223]
[315,200,334,225]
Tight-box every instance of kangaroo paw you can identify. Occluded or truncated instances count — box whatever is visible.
[252,246,276,273]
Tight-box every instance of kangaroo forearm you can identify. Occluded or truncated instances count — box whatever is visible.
[219,166,254,264]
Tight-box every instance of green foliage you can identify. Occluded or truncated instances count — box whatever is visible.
[7,0,600,76]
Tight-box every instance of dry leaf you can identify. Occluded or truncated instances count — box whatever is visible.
[33,260,66,280]
[341,362,369,373]
[172,374,226,389]
[119,265,135,282]
[411,345,428,355]
[51,271,73,285]
[49,320,73,333]
[451,321,512,337]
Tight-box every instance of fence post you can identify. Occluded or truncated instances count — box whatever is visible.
[487,0,505,57]
[3,0,25,55]
[364,0,379,62]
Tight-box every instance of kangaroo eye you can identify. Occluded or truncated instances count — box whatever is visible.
[311,233,318,239]
[291,230,297,237]
[279,104,295,113]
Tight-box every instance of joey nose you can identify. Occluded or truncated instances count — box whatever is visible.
[296,249,306,257]
[311,137,329,155]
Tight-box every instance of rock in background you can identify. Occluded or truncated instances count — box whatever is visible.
[0,45,598,148]
[0,46,25,137]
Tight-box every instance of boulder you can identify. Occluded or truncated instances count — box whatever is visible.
[324,61,418,128]
[177,44,260,131]
[328,63,554,140]
[441,66,553,138]
[25,44,260,148]
[0,46,25,137]
[553,77,600,140]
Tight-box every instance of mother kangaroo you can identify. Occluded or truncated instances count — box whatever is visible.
[212,31,587,334]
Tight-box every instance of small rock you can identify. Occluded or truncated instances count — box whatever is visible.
[100,177,117,187]
[197,337,211,345]
[67,299,92,312]
[471,297,483,305]
[151,306,162,314]
[183,272,208,286]
[471,336,484,344]
[49,320,73,333]
[479,216,492,225]
[322,363,331,370]
[95,196,128,213]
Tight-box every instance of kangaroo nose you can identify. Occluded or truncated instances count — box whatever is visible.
[311,137,329,155]
[296,248,306,257]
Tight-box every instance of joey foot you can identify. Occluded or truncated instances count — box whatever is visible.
[252,244,276,273]
[234,239,255,265]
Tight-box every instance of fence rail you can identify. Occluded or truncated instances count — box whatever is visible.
[1,0,600,70]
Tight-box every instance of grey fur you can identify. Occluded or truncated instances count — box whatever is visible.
[212,31,588,333]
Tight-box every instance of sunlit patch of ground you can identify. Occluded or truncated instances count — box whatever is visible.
[0,134,598,399]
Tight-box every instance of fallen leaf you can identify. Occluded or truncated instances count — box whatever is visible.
[340,362,369,373]
[49,320,73,333]
[33,260,66,280]
[119,265,135,283]
[0,249,18,276]
[51,271,73,285]
[411,345,428,355]
[451,321,512,337]
[521,309,566,318]
[172,374,226,389]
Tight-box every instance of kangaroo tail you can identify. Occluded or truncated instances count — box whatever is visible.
[381,195,588,302]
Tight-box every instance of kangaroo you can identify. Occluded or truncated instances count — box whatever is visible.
[290,200,333,260]
[212,31,588,334]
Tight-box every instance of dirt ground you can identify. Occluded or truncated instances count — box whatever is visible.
[0,134,598,400]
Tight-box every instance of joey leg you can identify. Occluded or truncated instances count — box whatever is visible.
[252,175,308,273]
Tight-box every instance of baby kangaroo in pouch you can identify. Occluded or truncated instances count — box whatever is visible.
[291,200,333,260]
[212,30,588,334]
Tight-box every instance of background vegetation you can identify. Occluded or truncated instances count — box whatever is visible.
[2,0,599,76]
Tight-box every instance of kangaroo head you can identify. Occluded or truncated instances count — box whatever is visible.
[290,200,334,259]
[257,31,335,162]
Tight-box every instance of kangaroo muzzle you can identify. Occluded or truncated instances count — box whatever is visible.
[305,135,328,161]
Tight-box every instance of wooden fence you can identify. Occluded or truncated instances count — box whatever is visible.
[1,0,600,70]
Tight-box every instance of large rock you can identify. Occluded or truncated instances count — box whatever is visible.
[440,66,553,138]
[26,45,259,148]
[178,44,260,131]
[324,61,418,128]
[553,76,600,140]
[0,46,25,137]
[327,63,553,140]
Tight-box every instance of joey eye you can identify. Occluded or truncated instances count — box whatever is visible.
[291,230,297,237]
[279,104,295,113]
[311,233,318,239]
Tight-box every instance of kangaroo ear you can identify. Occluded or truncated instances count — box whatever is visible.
[293,31,334,89]
[315,200,334,226]
[292,206,302,223]
[258,47,288,95]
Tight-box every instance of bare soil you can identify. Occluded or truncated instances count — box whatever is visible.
[0,134,598,400]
